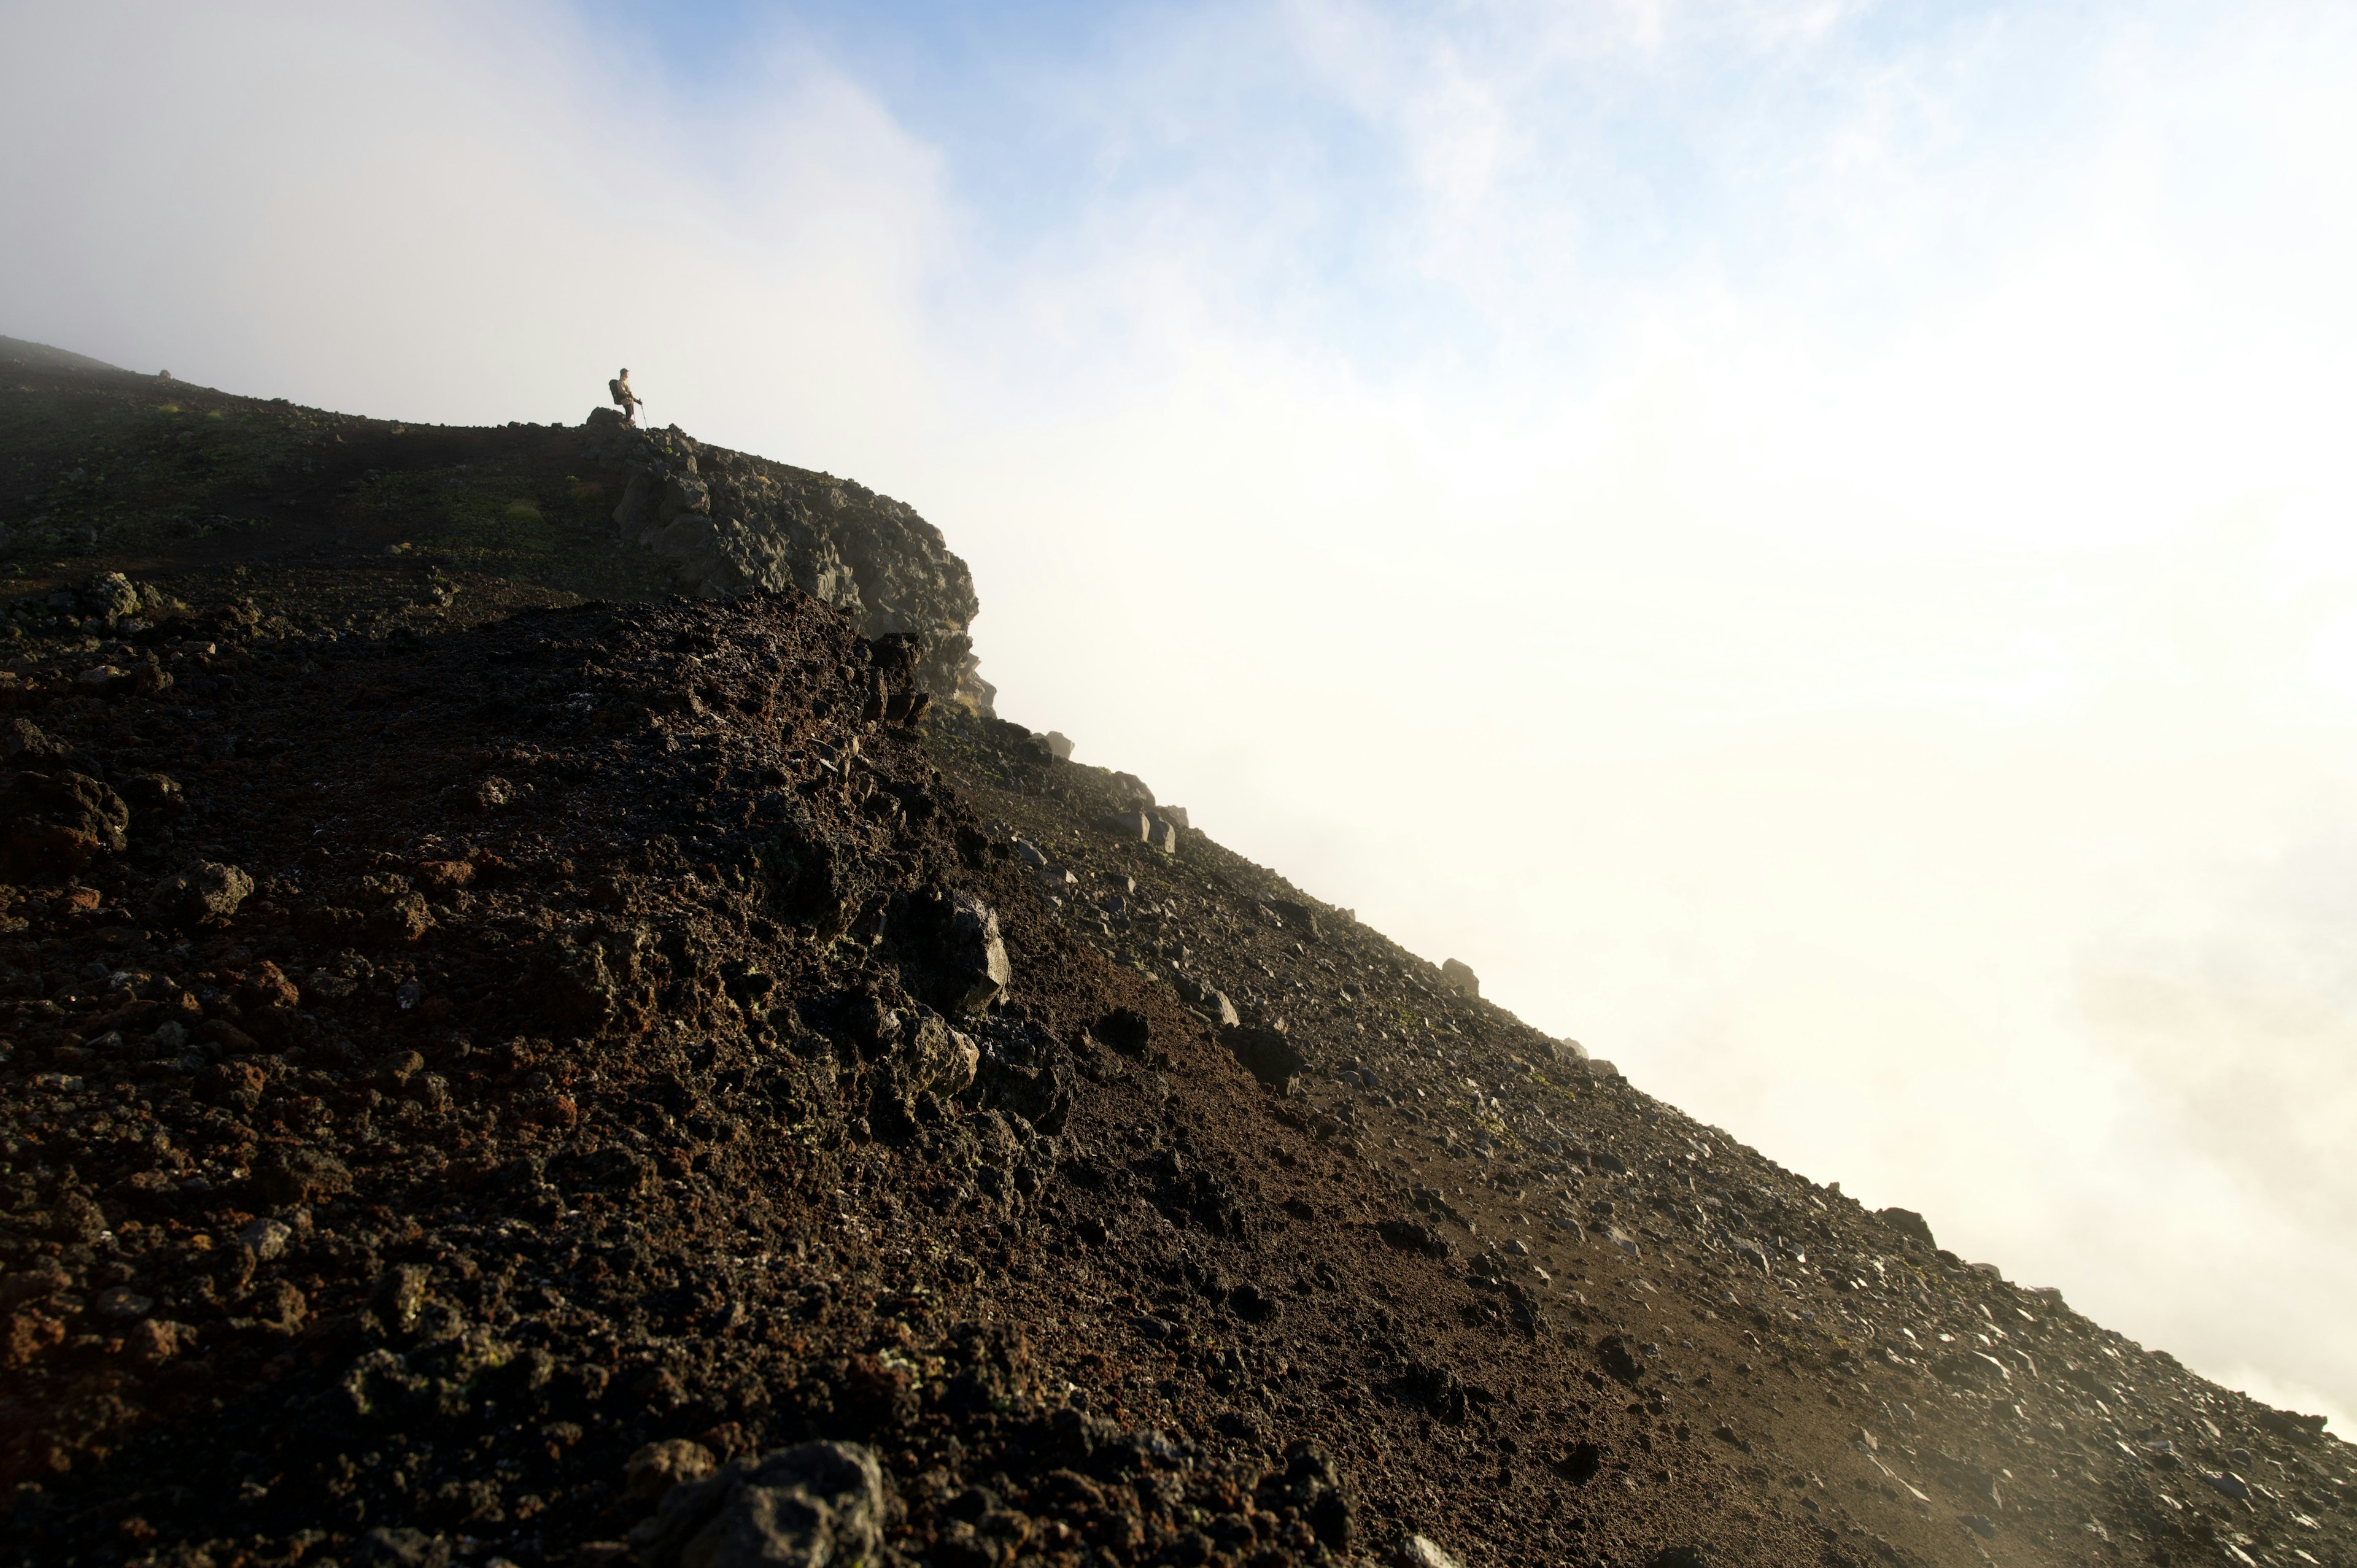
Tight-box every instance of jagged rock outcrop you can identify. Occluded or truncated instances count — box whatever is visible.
[587,409,993,714]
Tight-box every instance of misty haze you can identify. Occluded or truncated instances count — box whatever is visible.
[2,3,2353,1566]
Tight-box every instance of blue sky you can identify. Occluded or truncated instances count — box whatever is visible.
[8,0,2357,1432]
[560,0,2135,371]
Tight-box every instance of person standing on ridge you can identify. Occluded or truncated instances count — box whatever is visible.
[609,368,643,427]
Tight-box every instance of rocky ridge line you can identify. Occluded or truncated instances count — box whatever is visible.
[589,410,992,718]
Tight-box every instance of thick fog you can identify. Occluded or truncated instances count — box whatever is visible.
[6,0,2355,1431]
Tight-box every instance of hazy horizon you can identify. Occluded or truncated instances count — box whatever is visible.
[6,0,2355,1435]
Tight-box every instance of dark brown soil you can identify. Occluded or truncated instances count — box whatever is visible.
[0,347,2348,1568]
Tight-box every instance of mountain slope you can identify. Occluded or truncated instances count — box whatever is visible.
[0,344,2346,1568]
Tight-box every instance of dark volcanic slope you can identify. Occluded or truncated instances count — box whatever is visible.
[927,719,2357,1567]
[1,589,1830,1568]
[0,347,2348,1568]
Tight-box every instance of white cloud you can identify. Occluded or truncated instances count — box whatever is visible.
[0,0,954,456]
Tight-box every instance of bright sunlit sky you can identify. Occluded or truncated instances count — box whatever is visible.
[8,0,2357,1432]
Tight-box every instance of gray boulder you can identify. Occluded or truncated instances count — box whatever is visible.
[1440,959,1479,999]
[945,893,1012,1013]
[1175,973,1240,1027]
[628,1441,892,1568]
[1042,730,1075,760]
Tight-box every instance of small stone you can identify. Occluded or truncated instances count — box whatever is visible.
[466,776,520,814]
[1440,959,1479,999]
[414,858,475,894]
[239,1217,293,1262]
[2201,1470,2250,1503]
[1265,898,1320,938]
[127,1318,190,1362]
[0,770,131,876]
[255,1148,352,1207]
[1,717,71,761]
[246,1277,309,1334]
[375,1264,431,1332]
[1226,1025,1306,1092]
[79,571,142,624]
[624,1439,718,1504]
[1174,973,1240,1027]
[1596,1335,1644,1384]
[93,1285,153,1321]
[148,860,253,930]
[368,890,436,947]
[351,1526,452,1568]
[1647,1550,1711,1568]
[1395,1535,1465,1568]
[115,773,182,815]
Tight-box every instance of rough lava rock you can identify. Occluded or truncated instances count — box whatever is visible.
[627,1441,894,1568]
[590,412,993,714]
